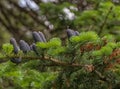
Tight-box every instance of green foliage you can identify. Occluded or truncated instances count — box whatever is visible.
[1,0,120,89]
[48,38,62,47]
[36,42,48,49]
[70,31,99,43]
[0,61,57,89]
[47,46,66,56]
[2,43,13,55]
[102,34,115,42]
[1,30,120,89]
[92,46,113,56]
[74,10,100,26]
[36,38,61,48]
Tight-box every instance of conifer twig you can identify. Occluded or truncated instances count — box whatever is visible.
[0,55,84,67]
[98,6,113,35]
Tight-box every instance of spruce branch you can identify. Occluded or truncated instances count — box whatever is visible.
[0,55,84,67]
[98,6,113,35]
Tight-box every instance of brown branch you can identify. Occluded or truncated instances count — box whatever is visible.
[94,70,110,83]
[0,55,83,67]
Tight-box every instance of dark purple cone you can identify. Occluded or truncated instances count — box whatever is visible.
[74,31,80,36]
[25,42,31,51]
[30,44,33,50]
[19,40,30,53]
[38,31,46,42]
[32,31,43,42]
[10,38,21,64]
[30,43,39,55]
[66,29,76,38]
[10,38,19,54]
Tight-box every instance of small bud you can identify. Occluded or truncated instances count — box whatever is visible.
[30,44,33,50]
[10,58,21,64]
[31,43,39,55]
[10,38,19,54]
[66,29,76,38]
[32,31,43,42]
[19,40,30,53]
[74,31,80,36]
[38,31,46,42]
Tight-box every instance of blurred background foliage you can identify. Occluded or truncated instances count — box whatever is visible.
[1,0,120,43]
[1,0,120,88]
